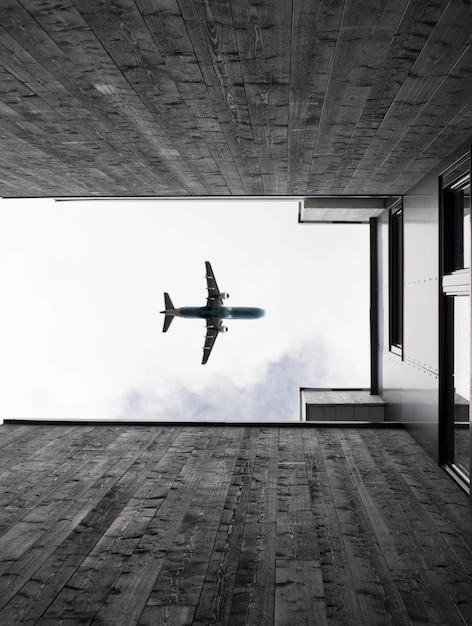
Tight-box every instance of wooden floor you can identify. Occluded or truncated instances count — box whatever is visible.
[0,424,472,626]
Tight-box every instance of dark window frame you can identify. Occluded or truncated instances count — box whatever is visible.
[439,152,471,492]
[389,201,403,356]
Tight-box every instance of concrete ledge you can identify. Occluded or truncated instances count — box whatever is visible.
[3,419,405,428]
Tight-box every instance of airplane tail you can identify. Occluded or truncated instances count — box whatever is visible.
[161,292,175,332]
[164,292,174,311]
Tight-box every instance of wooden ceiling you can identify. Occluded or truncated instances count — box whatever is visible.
[0,0,471,198]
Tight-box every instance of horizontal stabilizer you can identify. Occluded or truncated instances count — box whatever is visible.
[162,314,174,333]
[162,292,175,332]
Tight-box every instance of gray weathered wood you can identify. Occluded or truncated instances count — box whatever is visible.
[1,0,472,196]
[0,424,472,625]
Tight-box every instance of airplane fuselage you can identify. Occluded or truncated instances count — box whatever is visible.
[177,306,265,320]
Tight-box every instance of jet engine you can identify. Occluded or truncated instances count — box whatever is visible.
[218,292,229,300]
[218,325,229,333]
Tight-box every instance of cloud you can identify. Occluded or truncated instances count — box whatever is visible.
[118,340,328,422]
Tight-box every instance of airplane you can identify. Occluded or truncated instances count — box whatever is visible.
[160,261,265,364]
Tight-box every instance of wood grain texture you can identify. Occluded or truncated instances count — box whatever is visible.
[1,0,472,197]
[0,424,472,624]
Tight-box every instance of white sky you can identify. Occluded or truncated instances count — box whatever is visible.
[0,198,370,421]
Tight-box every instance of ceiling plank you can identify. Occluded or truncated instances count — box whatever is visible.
[288,0,345,195]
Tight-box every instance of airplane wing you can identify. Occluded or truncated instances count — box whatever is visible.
[205,261,225,306]
[202,319,221,364]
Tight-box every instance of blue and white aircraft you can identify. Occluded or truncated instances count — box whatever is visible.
[161,261,265,364]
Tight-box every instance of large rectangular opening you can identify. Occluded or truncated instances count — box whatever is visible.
[0,197,371,422]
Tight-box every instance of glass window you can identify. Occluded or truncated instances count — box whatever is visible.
[453,295,470,479]
[389,205,403,353]
[440,159,470,488]
[443,181,471,273]
[464,184,470,266]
